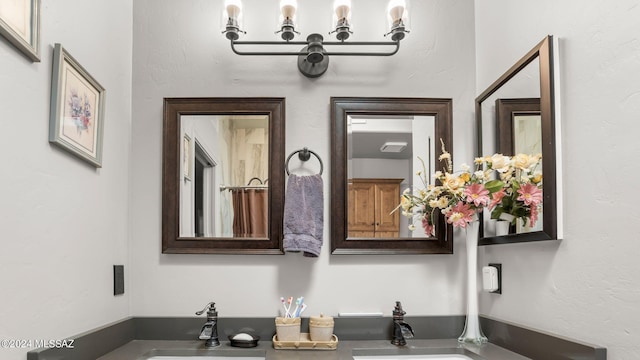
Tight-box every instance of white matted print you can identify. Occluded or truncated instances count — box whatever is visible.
[0,0,40,61]
[49,43,105,167]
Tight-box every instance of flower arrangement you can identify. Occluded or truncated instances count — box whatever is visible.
[398,140,542,236]
[484,153,543,228]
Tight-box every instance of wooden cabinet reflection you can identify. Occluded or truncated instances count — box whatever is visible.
[348,178,402,238]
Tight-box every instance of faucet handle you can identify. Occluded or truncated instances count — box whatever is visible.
[393,301,406,318]
[196,302,216,316]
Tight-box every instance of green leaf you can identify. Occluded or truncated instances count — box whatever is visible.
[485,180,504,193]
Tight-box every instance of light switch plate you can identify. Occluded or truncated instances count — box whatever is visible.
[113,265,124,295]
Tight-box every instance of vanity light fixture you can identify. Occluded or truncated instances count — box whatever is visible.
[222,0,410,78]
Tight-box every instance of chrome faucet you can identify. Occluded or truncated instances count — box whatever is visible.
[391,301,414,346]
[196,302,220,348]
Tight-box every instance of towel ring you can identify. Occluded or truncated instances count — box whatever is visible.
[285,147,323,176]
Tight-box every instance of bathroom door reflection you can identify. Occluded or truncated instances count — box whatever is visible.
[180,114,269,239]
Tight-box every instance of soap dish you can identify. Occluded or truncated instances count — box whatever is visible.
[228,334,260,348]
[272,333,338,350]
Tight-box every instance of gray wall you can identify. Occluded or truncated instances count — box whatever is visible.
[4,0,634,359]
[475,1,640,359]
[0,1,132,360]
[131,0,477,317]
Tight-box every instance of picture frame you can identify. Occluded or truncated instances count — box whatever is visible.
[49,43,106,167]
[0,0,40,61]
[183,134,192,181]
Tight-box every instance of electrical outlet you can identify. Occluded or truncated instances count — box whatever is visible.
[113,265,124,295]
[488,263,502,294]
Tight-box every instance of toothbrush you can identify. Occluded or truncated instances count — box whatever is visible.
[293,296,304,317]
[292,297,304,317]
[297,303,307,317]
[280,297,290,318]
[285,296,293,317]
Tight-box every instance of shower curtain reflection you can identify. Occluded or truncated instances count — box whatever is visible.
[231,188,268,238]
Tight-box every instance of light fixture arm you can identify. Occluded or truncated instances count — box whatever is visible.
[229,34,401,78]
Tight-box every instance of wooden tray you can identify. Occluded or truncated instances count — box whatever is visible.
[272,333,338,350]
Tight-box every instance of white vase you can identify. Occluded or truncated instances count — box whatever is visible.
[458,218,488,344]
[496,213,515,236]
[495,221,510,236]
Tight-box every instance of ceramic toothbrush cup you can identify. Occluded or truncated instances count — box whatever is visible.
[309,314,334,341]
[275,317,301,341]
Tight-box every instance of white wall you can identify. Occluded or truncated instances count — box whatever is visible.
[475,1,640,359]
[3,1,633,359]
[131,0,476,318]
[0,1,132,360]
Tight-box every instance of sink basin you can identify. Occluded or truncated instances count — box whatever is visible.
[147,357,263,360]
[354,356,473,360]
[352,348,485,360]
[141,349,265,360]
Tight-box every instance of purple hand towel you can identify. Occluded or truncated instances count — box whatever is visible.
[283,174,324,257]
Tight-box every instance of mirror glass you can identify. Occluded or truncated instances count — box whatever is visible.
[180,115,269,238]
[163,98,285,254]
[476,35,561,244]
[347,115,435,239]
[331,97,454,255]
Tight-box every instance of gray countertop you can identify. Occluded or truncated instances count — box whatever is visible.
[97,339,531,360]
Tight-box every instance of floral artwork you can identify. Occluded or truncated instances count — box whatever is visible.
[397,140,542,236]
[62,79,98,152]
[49,44,105,167]
[0,0,40,61]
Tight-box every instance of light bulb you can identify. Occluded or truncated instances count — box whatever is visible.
[280,0,297,20]
[225,0,243,19]
[387,0,405,22]
[333,0,351,20]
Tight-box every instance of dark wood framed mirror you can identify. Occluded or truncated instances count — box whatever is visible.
[476,35,562,245]
[330,97,454,255]
[162,98,285,254]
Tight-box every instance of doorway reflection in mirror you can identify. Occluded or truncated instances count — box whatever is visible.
[180,115,269,239]
[513,113,543,233]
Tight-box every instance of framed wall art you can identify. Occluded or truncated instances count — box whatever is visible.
[49,43,106,167]
[0,0,40,61]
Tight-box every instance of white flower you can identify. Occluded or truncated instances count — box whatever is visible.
[491,154,511,172]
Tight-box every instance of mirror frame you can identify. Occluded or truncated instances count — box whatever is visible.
[476,35,560,245]
[162,97,285,254]
[330,97,454,255]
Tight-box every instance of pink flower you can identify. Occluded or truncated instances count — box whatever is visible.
[422,218,435,237]
[463,183,490,207]
[446,201,476,228]
[517,183,543,206]
[489,188,506,210]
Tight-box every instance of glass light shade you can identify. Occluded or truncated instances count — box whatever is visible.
[280,0,297,20]
[332,0,352,40]
[334,0,351,20]
[277,0,298,40]
[225,0,243,19]
[386,0,410,33]
[222,0,244,40]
